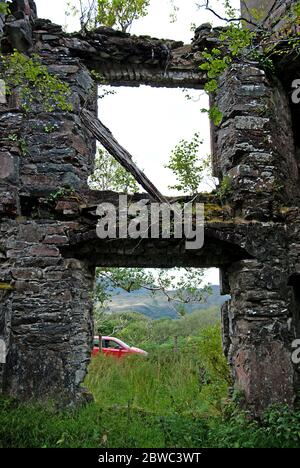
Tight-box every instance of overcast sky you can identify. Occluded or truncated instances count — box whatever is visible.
[35,0,241,286]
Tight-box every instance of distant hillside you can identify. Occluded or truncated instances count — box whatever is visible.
[105,285,230,320]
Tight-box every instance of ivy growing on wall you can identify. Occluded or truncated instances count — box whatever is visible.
[0,2,73,113]
[0,51,73,112]
[198,0,300,125]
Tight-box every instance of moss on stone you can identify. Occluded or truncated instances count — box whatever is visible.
[0,283,14,290]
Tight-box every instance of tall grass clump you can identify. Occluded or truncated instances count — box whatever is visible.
[1,323,299,448]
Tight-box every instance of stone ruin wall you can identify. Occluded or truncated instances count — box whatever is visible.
[214,57,300,410]
[0,0,300,413]
[0,16,98,402]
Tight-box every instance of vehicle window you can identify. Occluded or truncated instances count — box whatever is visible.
[114,338,130,348]
[107,340,122,349]
[94,338,99,347]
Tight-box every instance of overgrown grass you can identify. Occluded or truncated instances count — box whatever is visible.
[86,324,229,416]
[86,352,227,417]
[0,324,300,448]
[0,396,215,448]
[1,396,299,448]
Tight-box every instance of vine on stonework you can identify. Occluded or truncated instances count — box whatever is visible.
[0,2,73,113]
[199,1,300,126]
[1,51,73,112]
[199,24,258,125]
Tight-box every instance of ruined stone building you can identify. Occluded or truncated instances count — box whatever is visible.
[0,0,300,414]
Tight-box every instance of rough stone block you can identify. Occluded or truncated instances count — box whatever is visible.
[0,153,18,182]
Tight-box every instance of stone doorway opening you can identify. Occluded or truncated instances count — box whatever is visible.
[88,265,227,410]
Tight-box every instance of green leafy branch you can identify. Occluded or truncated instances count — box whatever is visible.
[1,51,73,113]
[47,187,76,204]
[94,267,212,316]
[199,25,255,125]
[89,147,140,193]
[65,0,150,32]
[97,0,150,32]
[164,133,210,195]
[199,0,300,126]
[7,133,29,156]
[0,1,9,15]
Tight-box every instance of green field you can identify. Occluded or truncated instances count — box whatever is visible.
[0,312,300,448]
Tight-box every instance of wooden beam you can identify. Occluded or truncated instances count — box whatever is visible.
[81,108,168,203]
